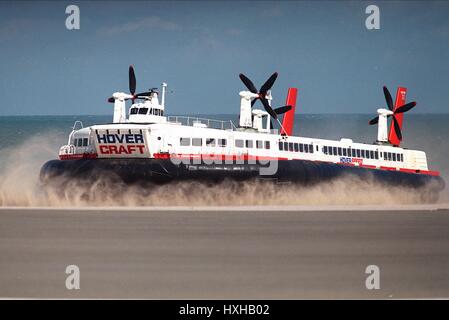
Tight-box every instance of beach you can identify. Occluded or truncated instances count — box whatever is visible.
[1,205,448,299]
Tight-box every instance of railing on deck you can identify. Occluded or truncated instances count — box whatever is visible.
[167,116,237,131]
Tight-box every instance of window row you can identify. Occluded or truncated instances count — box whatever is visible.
[384,152,404,162]
[322,146,404,162]
[235,139,270,149]
[74,138,88,147]
[130,108,164,116]
[279,141,314,154]
[323,146,379,159]
[180,137,227,147]
[179,138,271,149]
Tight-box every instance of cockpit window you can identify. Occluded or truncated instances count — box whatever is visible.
[138,108,149,115]
[130,108,138,115]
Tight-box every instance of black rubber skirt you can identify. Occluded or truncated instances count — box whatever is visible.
[40,158,445,194]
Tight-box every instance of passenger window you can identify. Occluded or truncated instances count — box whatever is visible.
[333,147,337,155]
[323,146,328,154]
[77,139,83,147]
[246,140,253,148]
[218,139,227,147]
[284,142,288,150]
[370,151,374,159]
[257,140,264,149]
[294,143,299,152]
[180,137,191,146]
[375,151,379,159]
[235,139,244,148]
[138,108,149,115]
[300,144,304,153]
[73,139,77,146]
[279,142,283,151]
[343,148,347,156]
[361,150,365,158]
[309,144,314,153]
[192,138,202,146]
[392,153,397,161]
[130,108,138,115]
[337,147,342,156]
[265,141,270,149]
[352,149,356,157]
[288,142,294,152]
[356,149,361,157]
[206,138,216,147]
[83,138,88,147]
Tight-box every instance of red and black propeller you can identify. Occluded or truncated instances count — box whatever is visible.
[239,72,291,120]
[368,86,416,140]
[108,65,154,103]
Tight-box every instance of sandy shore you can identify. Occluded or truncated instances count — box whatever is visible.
[1,206,449,298]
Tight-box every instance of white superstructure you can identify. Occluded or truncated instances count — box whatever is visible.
[58,66,439,177]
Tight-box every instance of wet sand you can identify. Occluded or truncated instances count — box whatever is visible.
[1,206,449,299]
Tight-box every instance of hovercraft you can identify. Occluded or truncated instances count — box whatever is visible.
[40,66,445,201]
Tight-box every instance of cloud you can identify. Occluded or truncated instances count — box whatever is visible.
[97,16,181,36]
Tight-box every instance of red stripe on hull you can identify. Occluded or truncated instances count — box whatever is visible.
[59,153,98,160]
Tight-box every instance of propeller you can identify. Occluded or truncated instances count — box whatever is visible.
[368,86,417,140]
[107,65,154,103]
[267,105,292,130]
[274,105,292,115]
[239,72,278,119]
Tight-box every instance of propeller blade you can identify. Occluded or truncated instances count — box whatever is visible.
[260,97,278,120]
[383,86,393,111]
[251,98,258,107]
[260,72,278,94]
[395,101,416,114]
[129,65,136,95]
[135,91,152,97]
[239,74,258,93]
[369,116,379,125]
[392,115,402,140]
[274,105,292,115]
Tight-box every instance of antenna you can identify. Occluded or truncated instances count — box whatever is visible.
[161,82,167,108]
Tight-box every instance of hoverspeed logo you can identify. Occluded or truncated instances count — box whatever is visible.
[97,133,146,155]
[340,156,363,165]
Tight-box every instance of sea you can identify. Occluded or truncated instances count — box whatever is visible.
[0,114,448,206]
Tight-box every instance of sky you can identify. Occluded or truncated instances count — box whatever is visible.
[0,0,448,116]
